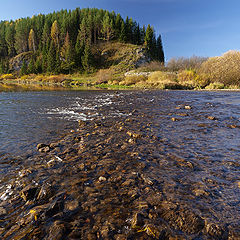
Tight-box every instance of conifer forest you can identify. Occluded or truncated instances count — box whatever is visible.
[0,8,164,74]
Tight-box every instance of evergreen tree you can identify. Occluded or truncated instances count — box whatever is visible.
[27,56,35,74]
[145,24,155,59]
[0,60,4,74]
[47,41,56,73]
[75,31,84,68]
[0,22,8,58]
[20,60,27,76]
[102,12,114,41]
[0,7,164,74]
[115,14,122,39]
[15,18,29,54]
[61,32,75,73]
[156,35,164,63]
[120,21,127,43]
[81,43,93,72]
[55,49,61,74]
[35,57,42,73]
[5,22,16,57]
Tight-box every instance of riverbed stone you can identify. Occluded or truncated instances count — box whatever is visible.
[0,207,7,216]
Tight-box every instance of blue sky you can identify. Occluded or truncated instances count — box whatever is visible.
[1,0,240,61]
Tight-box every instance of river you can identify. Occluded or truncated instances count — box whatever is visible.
[0,87,240,239]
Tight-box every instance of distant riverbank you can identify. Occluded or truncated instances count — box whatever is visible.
[1,71,240,91]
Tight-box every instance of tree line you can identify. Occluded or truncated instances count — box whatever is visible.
[0,8,164,75]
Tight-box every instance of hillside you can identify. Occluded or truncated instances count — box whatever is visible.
[0,8,164,75]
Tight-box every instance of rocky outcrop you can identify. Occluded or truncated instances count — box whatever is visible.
[9,51,33,72]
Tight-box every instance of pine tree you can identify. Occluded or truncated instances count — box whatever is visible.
[35,57,42,73]
[20,60,27,76]
[120,21,127,43]
[5,22,16,57]
[75,31,85,67]
[156,35,164,63]
[102,12,114,41]
[15,18,29,54]
[27,56,35,74]
[145,24,155,59]
[81,43,93,72]
[115,14,122,39]
[61,32,75,73]
[55,49,61,74]
[47,41,56,73]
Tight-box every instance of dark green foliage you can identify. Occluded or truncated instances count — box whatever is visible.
[81,44,93,72]
[20,60,27,76]
[156,35,164,62]
[47,41,56,73]
[0,7,164,75]
[35,57,42,73]
[27,57,35,74]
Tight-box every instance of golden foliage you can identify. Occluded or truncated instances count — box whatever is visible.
[1,74,15,80]
[95,69,114,84]
[199,50,240,86]
[177,70,210,89]
[119,75,147,86]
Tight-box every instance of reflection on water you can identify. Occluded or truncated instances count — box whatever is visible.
[0,88,240,236]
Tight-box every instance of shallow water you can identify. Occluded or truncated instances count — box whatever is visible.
[0,89,240,238]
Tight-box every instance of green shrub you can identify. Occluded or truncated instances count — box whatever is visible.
[177,70,210,89]
[205,82,225,89]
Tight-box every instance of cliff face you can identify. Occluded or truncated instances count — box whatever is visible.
[95,42,150,73]
[9,51,33,72]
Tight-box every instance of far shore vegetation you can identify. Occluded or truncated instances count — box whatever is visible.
[0,8,240,90]
[1,50,240,90]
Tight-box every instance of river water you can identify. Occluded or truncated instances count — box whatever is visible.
[0,87,240,238]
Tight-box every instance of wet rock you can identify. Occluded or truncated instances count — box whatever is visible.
[37,184,55,202]
[100,225,110,238]
[79,163,85,170]
[115,234,127,240]
[0,227,5,235]
[205,223,228,239]
[48,221,67,240]
[38,145,50,153]
[177,113,188,117]
[65,200,79,211]
[20,185,39,201]
[99,176,107,182]
[49,142,59,149]
[171,117,179,122]
[78,120,87,128]
[193,188,209,197]
[228,124,240,129]
[131,212,145,229]
[0,207,7,216]
[184,105,192,110]
[140,174,154,185]
[207,116,217,120]
[122,179,135,187]
[37,143,48,150]
[127,131,142,139]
